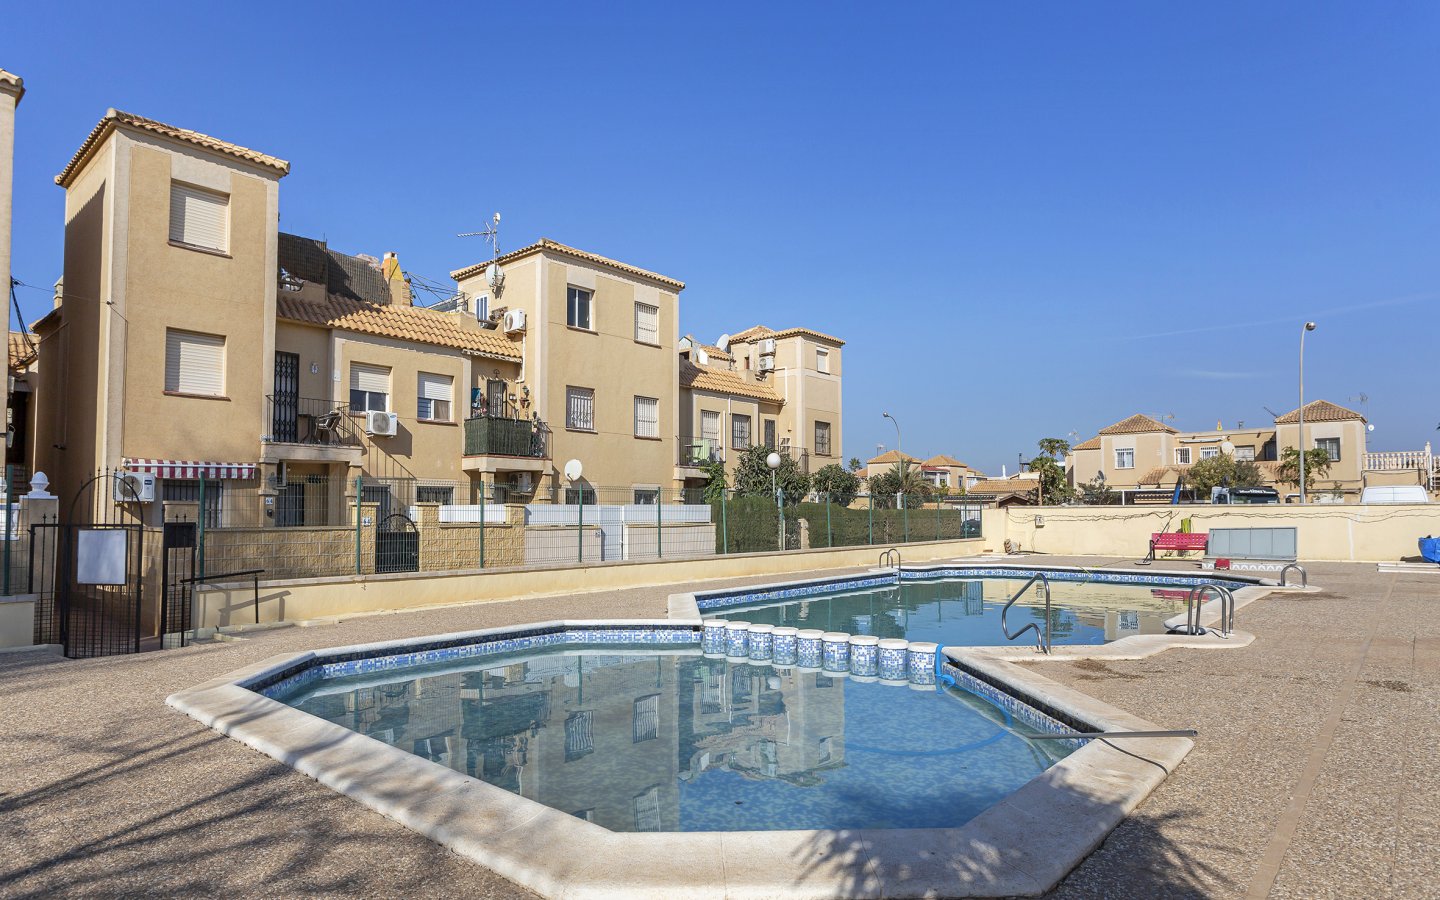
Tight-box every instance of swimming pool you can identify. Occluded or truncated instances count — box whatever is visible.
[272,641,1079,833]
[704,569,1254,647]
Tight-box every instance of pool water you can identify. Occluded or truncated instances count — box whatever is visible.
[277,645,1072,833]
[713,577,1195,645]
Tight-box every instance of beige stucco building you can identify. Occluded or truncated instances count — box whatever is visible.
[862,450,981,493]
[724,326,844,473]
[1065,401,1377,501]
[0,70,25,467]
[674,337,783,490]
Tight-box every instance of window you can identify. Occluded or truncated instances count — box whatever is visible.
[700,410,721,447]
[634,396,659,438]
[815,421,832,456]
[1115,448,1135,469]
[567,287,593,330]
[349,363,390,413]
[634,302,659,344]
[763,419,777,449]
[564,711,594,761]
[564,485,597,505]
[1175,447,1192,465]
[731,414,752,450]
[416,372,453,422]
[162,479,222,528]
[816,348,830,374]
[633,488,659,505]
[1234,446,1256,461]
[633,694,660,743]
[474,294,489,322]
[168,182,229,252]
[1315,437,1341,461]
[1200,447,1220,460]
[416,485,454,504]
[164,329,226,397]
[566,386,595,431]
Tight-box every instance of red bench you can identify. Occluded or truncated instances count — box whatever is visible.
[1145,531,1208,563]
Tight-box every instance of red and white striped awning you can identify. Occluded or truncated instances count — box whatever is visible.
[122,458,257,480]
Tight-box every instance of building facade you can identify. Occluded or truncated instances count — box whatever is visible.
[725,326,844,473]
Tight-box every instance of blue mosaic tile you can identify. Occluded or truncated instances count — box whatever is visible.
[907,648,938,685]
[772,632,798,666]
[878,646,907,681]
[821,639,850,673]
[797,636,823,668]
[849,642,879,677]
[942,661,1089,754]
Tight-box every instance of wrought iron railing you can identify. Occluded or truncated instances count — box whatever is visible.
[678,435,723,467]
[464,414,550,458]
[265,396,361,447]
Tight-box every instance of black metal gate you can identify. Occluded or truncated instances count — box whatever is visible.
[159,520,198,647]
[375,513,419,573]
[272,351,300,442]
[30,473,149,659]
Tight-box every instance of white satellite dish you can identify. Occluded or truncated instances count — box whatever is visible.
[486,262,504,291]
[564,459,583,481]
[716,333,730,351]
[1220,440,1236,455]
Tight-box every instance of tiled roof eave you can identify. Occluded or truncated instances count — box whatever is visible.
[452,239,685,290]
[57,109,290,187]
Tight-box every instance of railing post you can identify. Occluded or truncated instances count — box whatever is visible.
[867,493,873,545]
[720,488,729,555]
[196,477,207,586]
[935,500,940,541]
[354,475,362,575]
[2,464,11,595]
[656,490,663,559]
[903,495,910,543]
[478,476,486,569]
[577,488,584,564]
[826,492,832,547]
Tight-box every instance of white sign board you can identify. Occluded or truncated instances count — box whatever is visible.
[76,529,129,585]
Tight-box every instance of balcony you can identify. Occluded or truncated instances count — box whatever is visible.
[262,396,363,464]
[463,414,551,475]
[678,435,723,468]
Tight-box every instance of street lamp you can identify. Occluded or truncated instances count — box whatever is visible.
[882,412,901,456]
[1298,322,1317,504]
[767,451,784,550]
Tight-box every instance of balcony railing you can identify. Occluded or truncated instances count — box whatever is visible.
[1364,450,1435,471]
[678,435,723,467]
[265,396,361,447]
[464,414,551,459]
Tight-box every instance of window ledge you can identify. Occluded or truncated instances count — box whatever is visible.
[566,426,597,434]
[417,419,457,427]
[633,435,662,441]
[566,326,598,335]
[634,339,662,348]
[168,240,232,259]
[163,390,230,401]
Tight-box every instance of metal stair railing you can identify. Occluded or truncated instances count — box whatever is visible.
[1171,583,1235,637]
[1280,563,1308,588]
[1001,572,1053,654]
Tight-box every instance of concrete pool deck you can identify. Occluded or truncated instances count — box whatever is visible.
[1,558,1436,897]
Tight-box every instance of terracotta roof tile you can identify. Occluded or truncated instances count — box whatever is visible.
[679,358,782,403]
[965,479,1040,496]
[924,454,968,467]
[728,324,845,346]
[1273,399,1365,424]
[451,238,684,290]
[1098,413,1178,435]
[1072,436,1102,451]
[57,109,289,187]
[8,331,36,371]
[866,450,919,465]
[277,294,520,360]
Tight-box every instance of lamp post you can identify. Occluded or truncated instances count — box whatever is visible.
[882,411,903,512]
[767,451,784,551]
[1298,322,1317,504]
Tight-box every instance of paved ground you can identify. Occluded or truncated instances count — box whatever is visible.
[1,558,1435,898]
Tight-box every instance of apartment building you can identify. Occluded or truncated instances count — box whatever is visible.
[1,70,24,463]
[862,450,980,492]
[675,337,783,489]
[1065,401,1373,500]
[724,326,844,472]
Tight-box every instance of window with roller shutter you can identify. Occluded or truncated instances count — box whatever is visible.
[169,182,229,253]
[164,330,226,397]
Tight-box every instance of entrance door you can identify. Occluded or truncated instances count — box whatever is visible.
[273,352,300,442]
[487,379,507,417]
[275,482,306,527]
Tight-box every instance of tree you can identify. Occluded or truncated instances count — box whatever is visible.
[847,456,864,473]
[1027,454,1075,504]
[1036,437,1072,460]
[1185,454,1266,496]
[1079,473,1116,505]
[1275,447,1332,493]
[812,463,861,506]
[732,445,811,502]
[868,461,933,509]
[699,458,728,503]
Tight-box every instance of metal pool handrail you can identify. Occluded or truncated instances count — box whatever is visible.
[878,548,902,580]
[1001,572,1053,654]
[1280,563,1308,588]
[1179,583,1235,637]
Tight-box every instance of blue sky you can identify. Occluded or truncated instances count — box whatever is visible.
[5,3,1437,472]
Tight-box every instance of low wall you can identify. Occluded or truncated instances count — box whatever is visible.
[0,594,36,649]
[983,503,1440,562]
[192,537,986,628]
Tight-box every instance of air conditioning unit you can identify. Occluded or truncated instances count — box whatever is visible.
[503,308,527,334]
[365,410,399,437]
[113,471,157,503]
[513,472,534,493]
[757,356,776,373]
[759,338,777,356]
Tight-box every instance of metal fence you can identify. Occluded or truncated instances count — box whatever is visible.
[177,482,983,584]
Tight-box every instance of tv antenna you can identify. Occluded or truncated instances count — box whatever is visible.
[458,212,505,295]
[1263,405,1282,419]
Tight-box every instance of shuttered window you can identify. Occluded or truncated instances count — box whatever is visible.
[634,396,659,438]
[349,364,390,413]
[634,302,659,344]
[700,410,720,445]
[168,183,229,253]
[164,329,225,396]
[566,386,595,431]
[416,372,453,421]
[731,414,751,450]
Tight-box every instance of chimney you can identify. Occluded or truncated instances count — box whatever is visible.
[382,251,412,306]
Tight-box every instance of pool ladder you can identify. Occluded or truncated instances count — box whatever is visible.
[878,548,902,581]
[1280,563,1308,588]
[1001,572,1053,654]
[1168,583,1236,638]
